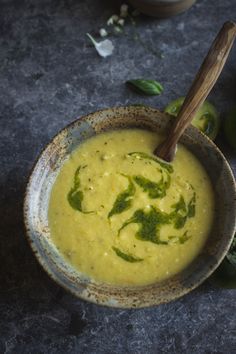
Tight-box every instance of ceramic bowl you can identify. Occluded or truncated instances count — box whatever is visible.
[24,106,236,308]
[128,0,196,18]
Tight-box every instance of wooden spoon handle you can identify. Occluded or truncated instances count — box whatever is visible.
[155,21,236,162]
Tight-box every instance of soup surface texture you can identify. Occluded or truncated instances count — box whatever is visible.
[48,129,214,286]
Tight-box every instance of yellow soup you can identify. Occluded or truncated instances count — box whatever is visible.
[48,129,214,286]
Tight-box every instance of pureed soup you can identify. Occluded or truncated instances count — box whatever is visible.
[48,129,214,286]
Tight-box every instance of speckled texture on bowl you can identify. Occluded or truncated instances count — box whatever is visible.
[24,106,236,308]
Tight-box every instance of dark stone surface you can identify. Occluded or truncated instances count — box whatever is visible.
[1,0,236,353]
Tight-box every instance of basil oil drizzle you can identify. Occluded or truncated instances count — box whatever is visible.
[188,192,196,218]
[179,231,191,244]
[127,152,174,173]
[118,192,196,246]
[67,166,92,214]
[118,206,170,245]
[170,193,196,229]
[68,189,84,212]
[112,247,143,262]
[133,173,171,199]
[169,231,191,244]
[108,176,136,218]
[170,196,188,229]
[67,149,196,263]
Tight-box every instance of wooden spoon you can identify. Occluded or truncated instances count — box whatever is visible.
[154,21,236,162]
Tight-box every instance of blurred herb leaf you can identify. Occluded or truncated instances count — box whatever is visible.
[126,79,163,96]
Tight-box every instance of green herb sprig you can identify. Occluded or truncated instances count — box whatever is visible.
[126,79,163,96]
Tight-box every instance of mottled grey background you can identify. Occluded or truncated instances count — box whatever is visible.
[1,0,236,353]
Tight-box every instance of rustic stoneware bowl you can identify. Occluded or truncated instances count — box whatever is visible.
[24,106,236,308]
[128,0,196,18]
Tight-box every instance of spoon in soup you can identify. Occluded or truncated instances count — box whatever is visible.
[154,21,236,162]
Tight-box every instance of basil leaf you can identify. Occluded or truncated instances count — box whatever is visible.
[112,247,143,263]
[126,79,163,96]
[108,177,136,218]
[127,152,173,173]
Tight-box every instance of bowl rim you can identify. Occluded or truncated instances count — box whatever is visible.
[23,105,236,308]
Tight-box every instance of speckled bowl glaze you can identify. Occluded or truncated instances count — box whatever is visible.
[24,106,236,308]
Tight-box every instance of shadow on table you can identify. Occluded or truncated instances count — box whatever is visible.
[0,163,64,301]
